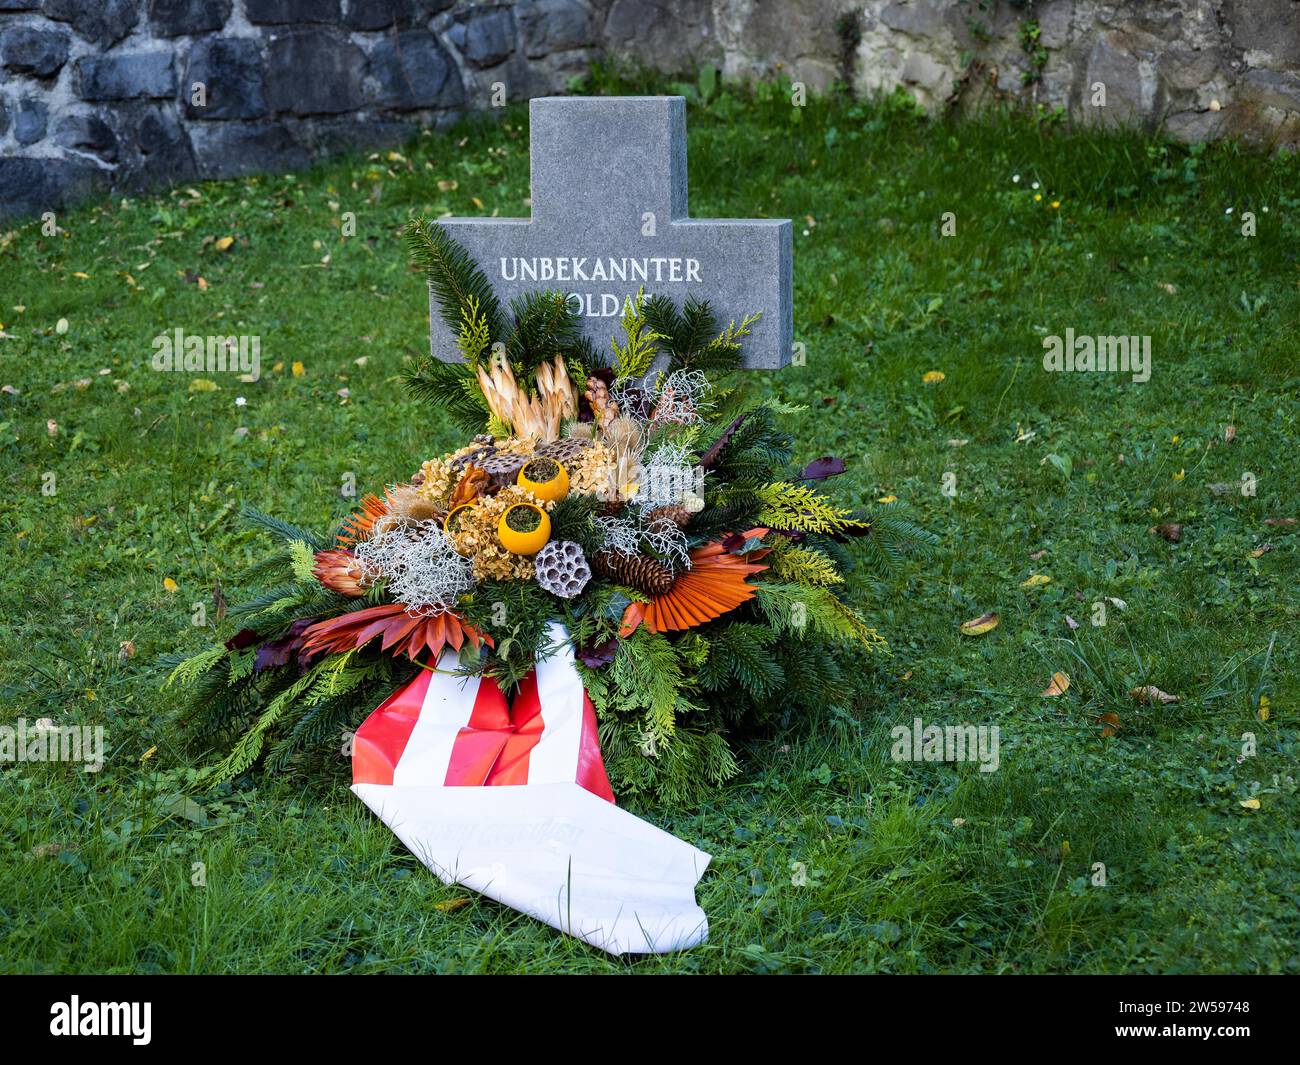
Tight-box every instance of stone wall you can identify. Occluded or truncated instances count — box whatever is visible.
[604,0,1300,149]
[0,0,604,216]
[3,1,1299,218]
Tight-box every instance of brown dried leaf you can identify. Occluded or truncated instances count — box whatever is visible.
[1042,671,1070,697]
[449,464,489,508]
[1150,523,1182,542]
[1098,711,1121,738]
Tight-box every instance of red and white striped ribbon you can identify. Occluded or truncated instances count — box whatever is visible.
[351,623,711,954]
[354,634,613,798]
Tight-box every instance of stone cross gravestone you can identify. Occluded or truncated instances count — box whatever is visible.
[430,96,793,369]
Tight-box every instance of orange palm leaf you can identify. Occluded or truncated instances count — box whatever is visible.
[337,491,397,547]
[621,529,769,635]
[300,604,488,662]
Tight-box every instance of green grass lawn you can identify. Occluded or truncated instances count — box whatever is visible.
[1,72,1297,974]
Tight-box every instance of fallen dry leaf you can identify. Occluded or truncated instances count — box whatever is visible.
[1150,523,1183,542]
[119,640,136,660]
[922,370,945,384]
[1263,517,1297,529]
[1028,549,1048,560]
[1042,671,1070,697]
[1020,574,1051,589]
[1065,615,1080,630]
[435,897,472,912]
[214,236,235,252]
[1224,425,1236,443]
[1239,798,1260,810]
[960,612,1000,636]
[1130,685,1178,705]
[1247,544,1273,558]
[1098,711,1121,738]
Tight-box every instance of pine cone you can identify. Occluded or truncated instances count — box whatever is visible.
[592,550,675,595]
[645,504,691,528]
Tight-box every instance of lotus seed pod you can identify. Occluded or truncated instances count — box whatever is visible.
[537,435,592,467]
[449,443,497,472]
[533,540,591,598]
[478,450,528,487]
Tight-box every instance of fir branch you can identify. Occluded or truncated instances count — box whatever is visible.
[202,658,335,782]
[697,623,781,698]
[549,493,604,556]
[164,645,226,689]
[504,290,581,375]
[849,511,939,574]
[240,505,326,550]
[402,358,491,434]
[405,217,502,342]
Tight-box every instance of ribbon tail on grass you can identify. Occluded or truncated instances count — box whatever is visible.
[350,621,712,954]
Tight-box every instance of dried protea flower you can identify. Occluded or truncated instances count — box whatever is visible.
[388,484,445,524]
[313,549,369,597]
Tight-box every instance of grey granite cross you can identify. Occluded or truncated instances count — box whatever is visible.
[431,95,793,369]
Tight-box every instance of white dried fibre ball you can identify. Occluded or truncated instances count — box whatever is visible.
[354,518,474,617]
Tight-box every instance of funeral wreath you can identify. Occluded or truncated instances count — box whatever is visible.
[165,220,935,805]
